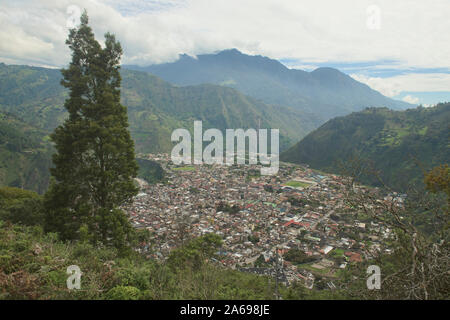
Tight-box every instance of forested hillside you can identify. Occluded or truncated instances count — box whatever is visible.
[282,103,450,191]
[0,112,53,193]
[0,62,313,192]
[0,111,167,193]
[0,62,312,153]
[121,69,316,153]
[126,49,412,122]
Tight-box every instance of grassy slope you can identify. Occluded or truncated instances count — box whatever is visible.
[0,219,346,300]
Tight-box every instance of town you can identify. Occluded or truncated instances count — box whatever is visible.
[124,154,398,288]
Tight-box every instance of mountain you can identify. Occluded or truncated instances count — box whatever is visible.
[0,62,313,192]
[0,109,165,193]
[281,103,450,191]
[0,111,53,193]
[120,69,316,152]
[0,62,311,152]
[125,49,413,123]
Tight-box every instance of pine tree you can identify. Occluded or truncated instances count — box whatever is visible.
[44,11,138,249]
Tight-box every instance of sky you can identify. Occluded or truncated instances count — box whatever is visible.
[1,0,449,106]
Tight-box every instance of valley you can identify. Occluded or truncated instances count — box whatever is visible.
[125,154,396,286]
[1,1,448,303]
[282,103,450,191]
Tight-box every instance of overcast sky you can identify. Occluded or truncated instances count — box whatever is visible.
[1,0,449,105]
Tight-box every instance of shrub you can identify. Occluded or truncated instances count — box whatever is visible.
[105,286,141,300]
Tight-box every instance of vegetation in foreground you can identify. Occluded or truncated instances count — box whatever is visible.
[0,215,344,300]
[0,162,448,300]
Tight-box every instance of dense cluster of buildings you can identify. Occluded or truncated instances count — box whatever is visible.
[124,154,395,286]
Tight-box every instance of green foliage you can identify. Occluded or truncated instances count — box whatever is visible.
[0,61,306,158]
[0,112,53,193]
[254,254,268,268]
[247,234,259,244]
[0,187,44,226]
[167,233,223,270]
[284,180,311,188]
[284,248,316,265]
[43,12,138,249]
[425,164,450,206]
[0,60,313,193]
[335,168,450,300]
[136,158,165,184]
[282,104,450,191]
[341,229,449,300]
[216,201,240,214]
[0,222,330,300]
[105,286,141,300]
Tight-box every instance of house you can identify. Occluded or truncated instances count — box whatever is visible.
[320,245,334,255]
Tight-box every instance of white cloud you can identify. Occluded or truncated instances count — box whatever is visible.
[285,64,319,71]
[350,73,450,97]
[1,0,450,69]
[402,95,419,104]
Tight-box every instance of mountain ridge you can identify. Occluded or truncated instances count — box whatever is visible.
[281,103,450,191]
[0,62,312,151]
[0,62,316,192]
[124,49,413,122]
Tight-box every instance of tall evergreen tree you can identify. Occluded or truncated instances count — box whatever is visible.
[44,11,138,248]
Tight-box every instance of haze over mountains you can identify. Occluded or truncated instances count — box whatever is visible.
[0,49,425,194]
[282,103,450,191]
[0,62,310,151]
[0,62,309,192]
[125,49,413,124]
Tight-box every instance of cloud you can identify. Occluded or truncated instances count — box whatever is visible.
[402,95,419,104]
[350,73,450,97]
[1,0,450,70]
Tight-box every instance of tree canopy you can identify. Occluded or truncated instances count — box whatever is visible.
[44,11,138,249]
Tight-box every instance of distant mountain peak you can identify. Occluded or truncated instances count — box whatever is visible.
[123,49,412,123]
[177,53,198,61]
[311,67,341,73]
[310,66,354,83]
[217,48,242,55]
